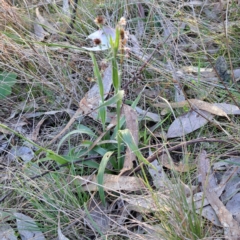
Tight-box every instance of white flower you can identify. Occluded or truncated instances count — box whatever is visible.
[82,26,116,51]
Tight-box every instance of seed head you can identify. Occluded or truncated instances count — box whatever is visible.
[94,16,105,26]
[120,28,125,40]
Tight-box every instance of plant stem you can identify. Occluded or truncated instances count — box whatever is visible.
[116,99,122,168]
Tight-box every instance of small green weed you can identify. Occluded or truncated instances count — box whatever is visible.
[0,71,17,99]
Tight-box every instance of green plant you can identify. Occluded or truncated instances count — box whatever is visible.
[0,72,17,99]
[2,1,240,239]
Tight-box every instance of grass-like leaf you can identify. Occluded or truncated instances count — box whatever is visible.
[0,72,17,99]
[118,129,156,170]
[57,124,96,152]
[100,90,124,107]
[46,151,70,165]
[97,151,114,206]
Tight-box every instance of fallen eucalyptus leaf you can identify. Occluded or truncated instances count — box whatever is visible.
[79,64,112,118]
[167,110,213,138]
[214,103,240,115]
[36,8,57,34]
[226,193,240,223]
[122,192,170,213]
[58,225,69,240]
[197,205,221,226]
[62,0,70,16]
[135,107,160,122]
[198,151,240,238]
[14,213,45,240]
[34,20,49,41]
[121,104,138,172]
[0,224,17,240]
[148,152,169,190]
[154,99,230,120]
[7,146,34,163]
[78,174,145,192]
[233,69,240,81]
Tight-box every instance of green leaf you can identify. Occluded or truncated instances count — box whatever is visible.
[90,145,108,156]
[0,72,17,99]
[0,85,11,99]
[98,105,106,127]
[82,160,100,169]
[77,124,96,136]
[97,151,114,206]
[111,28,120,90]
[112,58,119,90]
[0,72,17,87]
[100,90,124,108]
[109,156,118,169]
[113,27,120,57]
[118,129,156,170]
[57,125,96,152]
[47,151,69,164]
